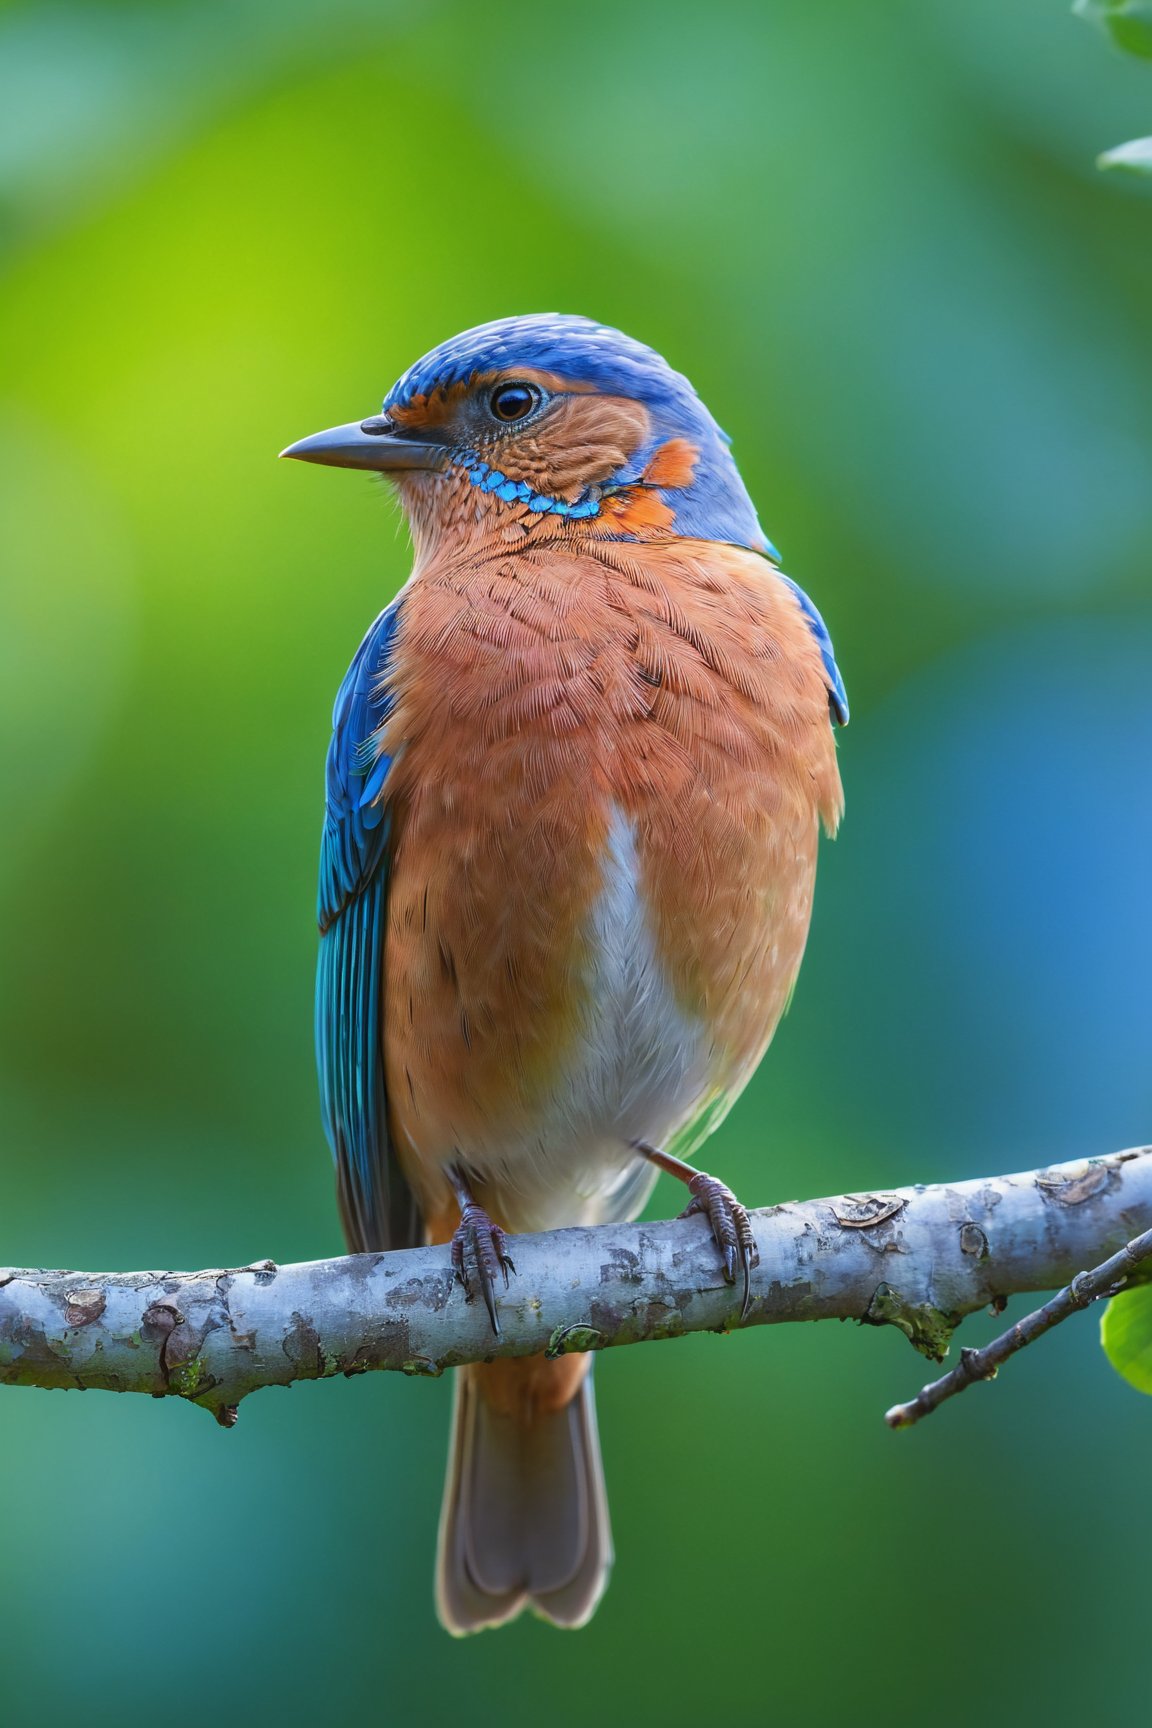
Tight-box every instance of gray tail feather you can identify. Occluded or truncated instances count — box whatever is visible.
[435,1365,612,1635]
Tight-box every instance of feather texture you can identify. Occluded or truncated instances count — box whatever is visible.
[316,598,420,1253]
[377,536,842,1236]
[437,1360,611,1635]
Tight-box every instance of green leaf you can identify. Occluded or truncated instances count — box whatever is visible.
[1098,136,1152,172]
[1101,1283,1152,1393]
[1075,0,1152,59]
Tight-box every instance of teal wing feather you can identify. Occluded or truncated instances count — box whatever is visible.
[316,598,420,1253]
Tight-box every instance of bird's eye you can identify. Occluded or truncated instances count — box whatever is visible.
[489,382,540,423]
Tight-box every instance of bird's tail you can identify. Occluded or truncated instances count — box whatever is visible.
[435,1354,612,1634]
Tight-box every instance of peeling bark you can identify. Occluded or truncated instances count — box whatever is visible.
[2,1147,1149,1426]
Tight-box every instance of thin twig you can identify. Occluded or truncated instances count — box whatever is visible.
[884,1223,1152,1429]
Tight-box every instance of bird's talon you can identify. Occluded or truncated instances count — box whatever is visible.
[448,1201,515,1337]
[679,1171,759,1320]
[738,1243,756,1322]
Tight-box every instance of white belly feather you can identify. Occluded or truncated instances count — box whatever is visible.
[465,808,716,1232]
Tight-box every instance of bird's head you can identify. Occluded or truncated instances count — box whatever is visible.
[281,314,778,562]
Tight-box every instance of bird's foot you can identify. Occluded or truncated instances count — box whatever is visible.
[449,1200,516,1336]
[634,1141,760,1322]
[679,1171,760,1320]
[680,1175,759,1320]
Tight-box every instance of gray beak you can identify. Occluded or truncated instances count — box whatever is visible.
[279,416,448,472]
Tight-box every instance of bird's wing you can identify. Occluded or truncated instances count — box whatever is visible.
[776,572,849,726]
[316,597,420,1253]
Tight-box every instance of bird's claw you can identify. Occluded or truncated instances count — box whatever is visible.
[680,1172,759,1322]
[450,1201,515,1336]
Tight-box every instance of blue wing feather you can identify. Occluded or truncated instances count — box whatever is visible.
[316,598,419,1252]
[776,573,849,726]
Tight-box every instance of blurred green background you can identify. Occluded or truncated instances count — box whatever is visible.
[2,1,1150,1723]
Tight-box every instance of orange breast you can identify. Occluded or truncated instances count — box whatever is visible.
[377,536,841,1220]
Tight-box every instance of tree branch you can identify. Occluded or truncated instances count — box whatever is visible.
[2,1146,1149,1428]
[884,1222,1152,1428]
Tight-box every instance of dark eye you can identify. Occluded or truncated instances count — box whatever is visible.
[489,382,540,423]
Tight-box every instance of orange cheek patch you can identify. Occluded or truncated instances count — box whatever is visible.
[600,488,676,533]
[641,438,699,489]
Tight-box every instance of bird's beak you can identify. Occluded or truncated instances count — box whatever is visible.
[279,417,448,473]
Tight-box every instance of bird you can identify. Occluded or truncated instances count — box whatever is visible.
[281,313,846,1635]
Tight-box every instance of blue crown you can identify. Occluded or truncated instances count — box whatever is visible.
[388,314,701,412]
[384,314,773,557]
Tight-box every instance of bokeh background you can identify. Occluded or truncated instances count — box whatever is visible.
[2,1,1150,1723]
